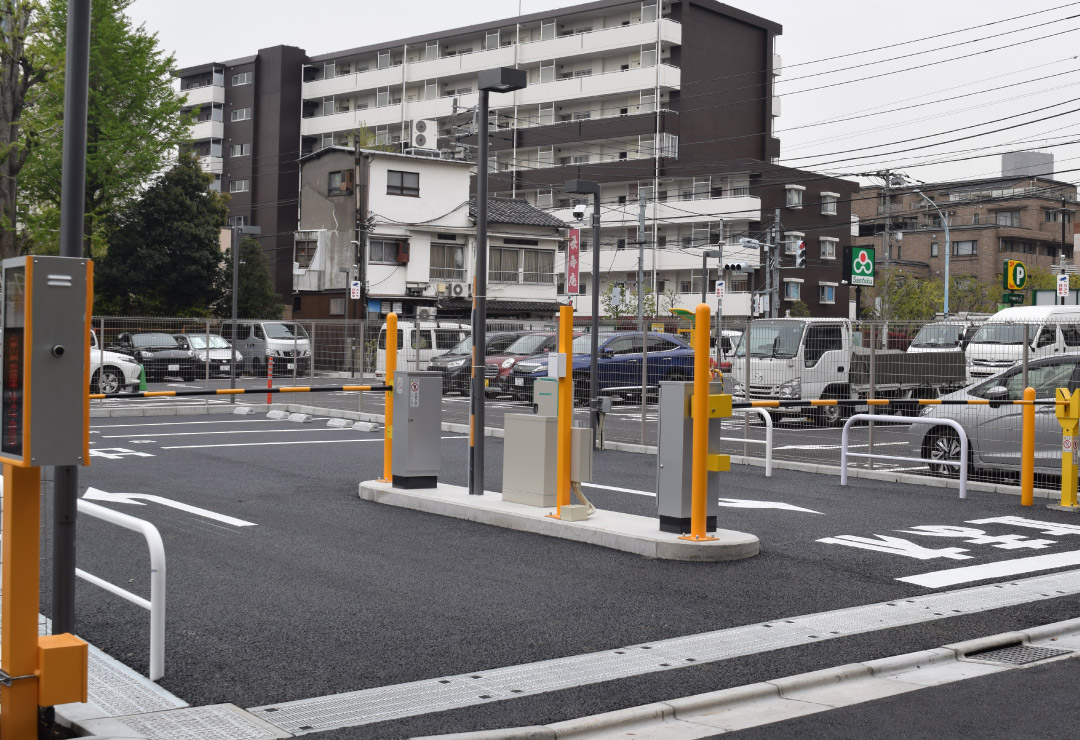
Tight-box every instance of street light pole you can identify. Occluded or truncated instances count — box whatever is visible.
[565,178,602,434]
[914,189,950,317]
[231,224,262,399]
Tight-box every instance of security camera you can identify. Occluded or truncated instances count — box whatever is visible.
[572,204,587,221]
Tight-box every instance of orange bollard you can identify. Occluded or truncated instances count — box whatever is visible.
[266,356,274,404]
[1021,386,1035,506]
[680,304,718,542]
[551,304,573,517]
[379,313,397,483]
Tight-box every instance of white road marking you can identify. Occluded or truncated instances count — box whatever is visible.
[83,487,256,527]
[91,419,280,429]
[899,549,1080,588]
[581,482,655,497]
[102,428,376,438]
[717,498,822,514]
[160,435,466,450]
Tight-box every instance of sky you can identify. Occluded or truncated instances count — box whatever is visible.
[126,0,1080,187]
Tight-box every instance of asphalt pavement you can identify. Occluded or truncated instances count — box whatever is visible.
[37,411,1080,738]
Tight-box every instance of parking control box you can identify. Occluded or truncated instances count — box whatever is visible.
[0,256,91,467]
[391,370,441,489]
[656,380,722,533]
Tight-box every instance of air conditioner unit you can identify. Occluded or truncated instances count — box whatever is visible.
[416,307,437,320]
[449,282,469,298]
[411,119,437,150]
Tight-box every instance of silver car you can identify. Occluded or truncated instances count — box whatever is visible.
[910,355,1080,475]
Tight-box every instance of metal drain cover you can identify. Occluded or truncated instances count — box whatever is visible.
[966,644,1072,665]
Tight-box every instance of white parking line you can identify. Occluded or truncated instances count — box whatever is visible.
[581,482,656,497]
[161,435,467,450]
[102,428,374,439]
[91,419,280,429]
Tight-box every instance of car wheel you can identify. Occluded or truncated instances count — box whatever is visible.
[92,367,123,395]
[814,403,843,427]
[925,427,962,477]
[666,372,688,383]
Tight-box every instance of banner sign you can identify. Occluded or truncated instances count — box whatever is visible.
[567,228,580,295]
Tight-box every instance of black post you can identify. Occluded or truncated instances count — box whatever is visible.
[52,0,92,639]
[855,285,862,320]
[1062,198,1068,306]
[470,89,489,495]
[230,226,239,399]
[590,192,601,433]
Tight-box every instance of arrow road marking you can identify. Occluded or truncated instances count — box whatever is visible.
[717,498,823,514]
[82,487,256,527]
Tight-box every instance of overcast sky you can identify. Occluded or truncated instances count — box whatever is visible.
[126,0,1080,187]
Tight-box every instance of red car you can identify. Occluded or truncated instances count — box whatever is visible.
[484,332,574,396]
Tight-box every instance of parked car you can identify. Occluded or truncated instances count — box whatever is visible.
[910,354,1080,475]
[108,332,198,382]
[173,333,243,378]
[966,306,1080,381]
[89,331,141,394]
[907,321,982,354]
[219,321,311,377]
[717,329,743,373]
[484,332,562,396]
[376,321,470,374]
[426,331,527,395]
[509,331,695,404]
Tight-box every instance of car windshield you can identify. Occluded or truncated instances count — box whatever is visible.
[735,322,804,359]
[970,324,1032,345]
[449,336,472,355]
[506,334,552,355]
[263,322,309,340]
[911,324,965,348]
[132,333,177,348]
[572,334,613,354]
[185,335,231,349]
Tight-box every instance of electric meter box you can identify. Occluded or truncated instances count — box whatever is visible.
[0,256,91,467]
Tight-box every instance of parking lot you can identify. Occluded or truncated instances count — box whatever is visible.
[38,406,1080,738]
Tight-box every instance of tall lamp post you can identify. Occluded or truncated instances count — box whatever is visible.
[231,224,262,399]
[913,189,949,317]
[700,248,720,363]
[564,179,602,434]
[470,67,526,496]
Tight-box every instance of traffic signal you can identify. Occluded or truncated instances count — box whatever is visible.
[795,240,807,268]
[723,262,744,271]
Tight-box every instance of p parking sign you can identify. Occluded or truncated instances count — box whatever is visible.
[842,246,875,287]
[1003,260,1027,290]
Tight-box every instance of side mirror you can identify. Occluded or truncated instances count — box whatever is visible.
[985,385,1009,408]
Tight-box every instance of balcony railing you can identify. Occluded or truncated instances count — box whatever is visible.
[431,266,467,281]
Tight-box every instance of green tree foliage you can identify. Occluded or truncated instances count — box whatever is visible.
[787,299,811,318]
[0,0,48,259]
[18,0,191,257]
[602,282,655,319]
[220,237,283,319]
[1025,266,1080,294]
[94,155,227,316]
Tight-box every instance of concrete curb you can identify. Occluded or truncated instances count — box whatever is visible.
[358,480,759,562]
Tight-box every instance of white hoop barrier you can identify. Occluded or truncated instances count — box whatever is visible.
[716,408,773,477]
[840,415,969,499]
[76,499,167,681]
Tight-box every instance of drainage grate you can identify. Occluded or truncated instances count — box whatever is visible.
[966,644,1072,665]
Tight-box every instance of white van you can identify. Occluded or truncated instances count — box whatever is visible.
[376,321,470,374]
[220,321,312,377]
[966,306,1080,381]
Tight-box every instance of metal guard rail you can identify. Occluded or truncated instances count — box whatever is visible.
[91,383,391,400]
[731,398,1055,409]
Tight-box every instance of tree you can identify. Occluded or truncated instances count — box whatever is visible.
[787,299,810,318]
[94,154,227,316]
[602,282,655,319]
[0,0,48,258]
[220,237,283,319]
[659,287,681,314]
[949,275,997,313]
[18,0,191,257]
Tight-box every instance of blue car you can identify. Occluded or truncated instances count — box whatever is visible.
[508,331,696,404]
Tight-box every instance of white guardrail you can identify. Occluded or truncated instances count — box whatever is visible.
[75,499,167,681]
[718,408,773,477]
[840,414,969,499]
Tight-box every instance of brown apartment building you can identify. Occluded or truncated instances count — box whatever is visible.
[853,175,1077,291]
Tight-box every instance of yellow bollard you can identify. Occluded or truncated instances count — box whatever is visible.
[379,312,397,483]
[680,304,718,542]
[550,304,573,519]
[1021,387,1035,506]
[1053,387,1080,510]
[1,464,43,740]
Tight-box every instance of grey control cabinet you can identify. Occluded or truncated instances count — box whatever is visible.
[502,413,557,506]
[656,380,723,534]
[391,370,442,489]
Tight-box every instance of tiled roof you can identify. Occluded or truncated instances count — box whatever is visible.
[469,198,567,229]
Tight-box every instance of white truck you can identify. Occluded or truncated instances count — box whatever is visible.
[730,318,967,425]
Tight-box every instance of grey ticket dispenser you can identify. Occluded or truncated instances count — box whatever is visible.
[656,380,723,534]
[392,370,442,489]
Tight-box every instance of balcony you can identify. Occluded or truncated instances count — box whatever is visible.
[302,64,405,99]
[181,83,224,109]
[405,46,515,85]
[572,239,760,276]
[552,193,760,228]
[300,104,403,137]
[517,64,679,106]
[190,119,223,141]
[518,18,681,64]
[198,155,223,175]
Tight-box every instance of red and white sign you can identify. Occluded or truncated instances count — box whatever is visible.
[1058,273,1070,297]
[716,280,725,301]
[567,228,580,295]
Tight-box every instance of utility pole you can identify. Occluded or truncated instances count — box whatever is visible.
[638,199,647,445]
[772,208,781,318]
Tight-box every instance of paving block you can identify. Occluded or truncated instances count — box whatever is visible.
[233,406,255,415]
[326,418,350,428]
[266,410,289,420]
[352,421,378,432]
[288,412,313,423]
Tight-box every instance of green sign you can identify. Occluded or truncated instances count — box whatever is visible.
[849,246,875,286]
[1002,260,1028,290]
[1001,291,1025,306]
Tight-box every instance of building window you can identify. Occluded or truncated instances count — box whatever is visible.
[972,213,980,225]
[931,242,938,257]
[784,232,805,255]
[522,249,554,284]
[820,192,838,216]
[229,143,250,158]
[820,238,837,260]
[229,179,249,193]
[370,239,402,264]
[295,239,317,269]
[230,107,252,122]
[490,248,520,282]
[231,72,253,86]
[995,210,1021,227]
[785,184,805,209]
[387,170,419,197]
[819,284,836,304]
[329,297,345,316]
[999,239,1036,254]
[783,280,801,301]
[430,243,465,280]
[328,170,353,195]
[953,240,977,256]
[227,215,247,227]
[679,280,691,293]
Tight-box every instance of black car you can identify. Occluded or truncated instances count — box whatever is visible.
[109,332,199,382]
[426,331,528,395]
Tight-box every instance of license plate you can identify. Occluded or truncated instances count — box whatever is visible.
[287,363,295,369]
[484,379,490,387]
[515,377,524,386]
[220,365,229,371]
[167,364,180,371]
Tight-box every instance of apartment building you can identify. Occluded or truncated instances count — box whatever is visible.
[853,175,1078,288]
[176,0,856,318]
[292,147,564,320]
